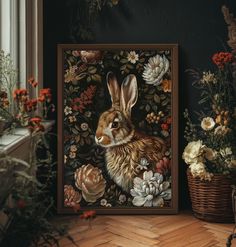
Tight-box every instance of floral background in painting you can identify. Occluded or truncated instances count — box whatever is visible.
[63,49,173,208]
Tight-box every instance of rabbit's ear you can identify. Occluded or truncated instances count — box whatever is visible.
[120,74,138,117]
[107,72,121,108]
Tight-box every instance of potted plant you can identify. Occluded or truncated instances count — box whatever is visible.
[182,50,236,222]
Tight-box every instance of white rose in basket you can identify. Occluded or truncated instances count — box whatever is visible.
[182,140,205,164]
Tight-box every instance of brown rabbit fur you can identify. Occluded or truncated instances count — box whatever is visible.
[95,72,166,193]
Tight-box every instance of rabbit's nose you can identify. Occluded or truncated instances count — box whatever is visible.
[95,136,104,144]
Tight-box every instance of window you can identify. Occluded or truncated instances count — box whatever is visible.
[0,0,43,90]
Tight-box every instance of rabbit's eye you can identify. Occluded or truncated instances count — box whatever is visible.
[111,121,119,129]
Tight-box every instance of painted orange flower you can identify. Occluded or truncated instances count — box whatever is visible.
[162,79,171,92]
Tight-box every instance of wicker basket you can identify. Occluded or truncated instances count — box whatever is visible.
[187,170,236,223]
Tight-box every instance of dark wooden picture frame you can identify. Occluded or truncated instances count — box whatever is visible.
[57,44,179,214]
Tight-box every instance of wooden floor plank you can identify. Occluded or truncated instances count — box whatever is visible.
[52,212,235,247]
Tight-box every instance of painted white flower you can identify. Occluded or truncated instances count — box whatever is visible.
[201,117,215,131]
[127,51,139,64]
[69,152,76,159]
[130,171,171,207]
[220,147,232,157]
[81,123,89,131]
[161,130,169,137]
[204,147,217,161]
[182,140,205,165]
[70,145,77,152]
[85,111,92,118]
[137,158,150,171]
[64,106,72,116]
[64,155,67,164]
[106,203,112,207]
[100,199,107,206]
[142,54,169,86]
[119,194,126,203]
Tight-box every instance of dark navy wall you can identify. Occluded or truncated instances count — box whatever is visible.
[43,0,236,209]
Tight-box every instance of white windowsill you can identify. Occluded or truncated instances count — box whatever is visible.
[0,120,55,156]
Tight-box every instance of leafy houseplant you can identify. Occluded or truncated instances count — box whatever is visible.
[0,133,69,247]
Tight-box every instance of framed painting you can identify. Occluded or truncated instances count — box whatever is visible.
[57,44,178,214]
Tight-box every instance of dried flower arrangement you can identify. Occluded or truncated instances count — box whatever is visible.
[182,50,236,180]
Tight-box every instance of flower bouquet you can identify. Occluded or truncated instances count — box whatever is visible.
[182,51,236,222]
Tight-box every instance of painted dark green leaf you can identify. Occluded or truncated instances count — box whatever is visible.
[76,73,86,81]
[145,94,153,100]
[81,131,89,137]
[69,86,74,92]
[69,56,75,63]
[88,66,97,74]
[120,58,128,63]
[80,138,85,146]
[152,105,158,112]
[162,98,169,106]
[154,94,161,103]
[72,80,79,86]
[120,65,126,70]
[91,74,102,82]
[71,128,79,135]
[87,76,91,82]
[139,105,144,110]
[160,94,166,100]
[126,64,134,69]
[145,104,151,112]
[85,138,92,145]
[148,88,156,95]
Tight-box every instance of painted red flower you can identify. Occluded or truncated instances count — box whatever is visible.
[161,123,169,130]
[156,157,171,176]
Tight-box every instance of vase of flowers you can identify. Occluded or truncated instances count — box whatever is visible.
[182,51,236,223]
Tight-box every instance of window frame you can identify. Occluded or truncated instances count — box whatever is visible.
[0,0,44,92]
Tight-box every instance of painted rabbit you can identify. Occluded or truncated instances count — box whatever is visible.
[95,72,166,193]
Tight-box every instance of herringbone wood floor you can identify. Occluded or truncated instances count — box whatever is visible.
[54,212,235,247]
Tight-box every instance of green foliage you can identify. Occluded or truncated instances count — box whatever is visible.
[0,134,74,247]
